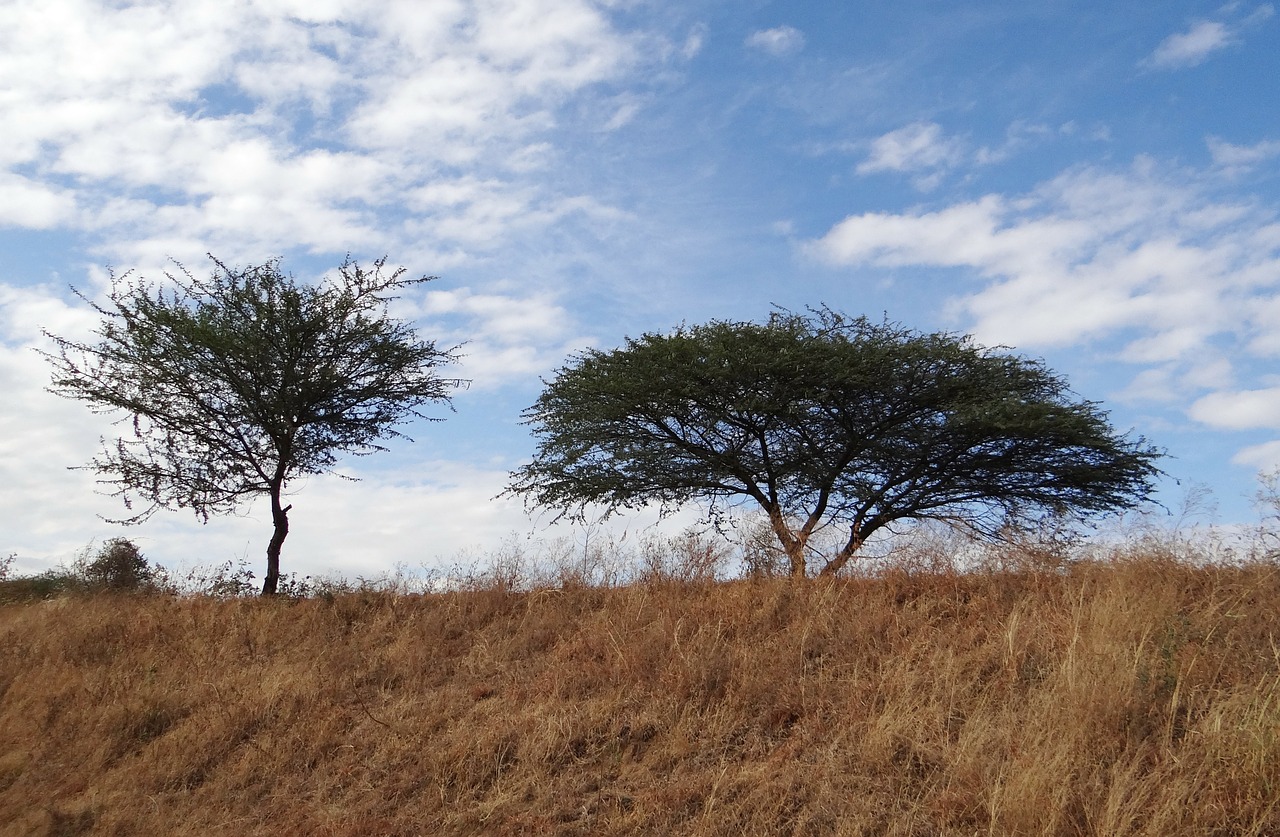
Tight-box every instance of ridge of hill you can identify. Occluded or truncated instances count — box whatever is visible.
[2,551,1279,836]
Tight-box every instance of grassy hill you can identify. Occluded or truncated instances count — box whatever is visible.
[2,547,1279,835]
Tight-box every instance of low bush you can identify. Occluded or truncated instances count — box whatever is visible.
[75,537,167,592]
[0,538,170,601]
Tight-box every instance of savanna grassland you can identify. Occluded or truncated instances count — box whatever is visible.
[2,544,1279,836]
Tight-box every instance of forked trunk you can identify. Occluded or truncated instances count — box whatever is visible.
[262,483,292,595]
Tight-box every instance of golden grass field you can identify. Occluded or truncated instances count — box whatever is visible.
[2,544,1279,835]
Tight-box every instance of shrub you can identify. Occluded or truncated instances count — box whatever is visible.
[75,538,166,592]
[0,568,81,602]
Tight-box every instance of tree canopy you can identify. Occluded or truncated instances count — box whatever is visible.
[44,256,463,594]
[508,309,1163,577]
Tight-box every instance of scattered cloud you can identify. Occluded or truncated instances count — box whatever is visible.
[1144,5,1273,69]
[0,173,77,229]
[1148,20,1233,68]
[0,0,643,266]
[809,156,1280,378]
[1230,439,1280,470]
[854,120,1090,189]
[1209,136,1280,174]
[0,283,99,345]
[745,25,805,57]
[1189,387,1280,430]
[681,23,708,60]
[973,121,1065,166]
[812,155,1280,469]
[0,287,125,562]
[601,98,644,132]
[856,122,965,190]
[1116,366,1185,404]
[404,286,592,389]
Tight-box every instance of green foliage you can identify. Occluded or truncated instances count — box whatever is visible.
[0,569,80,603]
[510,308,1163,577]
[74,538,166,592]
[43,256,464,594]
[0,539,168,601]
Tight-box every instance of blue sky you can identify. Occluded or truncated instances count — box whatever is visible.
[2,0,1278,578]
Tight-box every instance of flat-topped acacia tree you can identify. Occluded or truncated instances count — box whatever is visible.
[44,256,464,594]
[508,308,1163,577]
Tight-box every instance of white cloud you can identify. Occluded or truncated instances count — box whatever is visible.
[973,121,1060,166]
[1117,366,1182,404]
[810,156,1280,474]
[0,284,100,345]
[0,287,127,564]
[1230,440,1280,471]
[1242,291,1280,356]
[745,25,805,57]
[0,0,642,263]
[1209,136,1280,174]
[401,177,627,257]
[275,460,532,575]
[0,173,77,229]
[858,122,962,173]
[809,157,1280,369]
[1148,21,1232,68]
[682,24,708,60]
[856,120,1067,189]
[602,100,643,132]
[1108,355,1236,406]
[1189,387,1280,430]
[1145,5,1273,69]
[424,289,567,342]
[401,286,592,389]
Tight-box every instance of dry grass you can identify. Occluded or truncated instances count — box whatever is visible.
[2,550,1279,836]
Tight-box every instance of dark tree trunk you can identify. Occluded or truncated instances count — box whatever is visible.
[262,483,291,595]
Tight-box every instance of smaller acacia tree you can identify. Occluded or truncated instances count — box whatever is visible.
[508,309,1163,577]
[44,256,463,594]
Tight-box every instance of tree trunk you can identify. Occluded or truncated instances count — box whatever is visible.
[262,484,291,595]
[819,550,853,577]
[819,526,865,578]
[766,506,809,578]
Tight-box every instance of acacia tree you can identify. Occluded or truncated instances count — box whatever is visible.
[44,256,463,594]
[508,309,1163,577]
